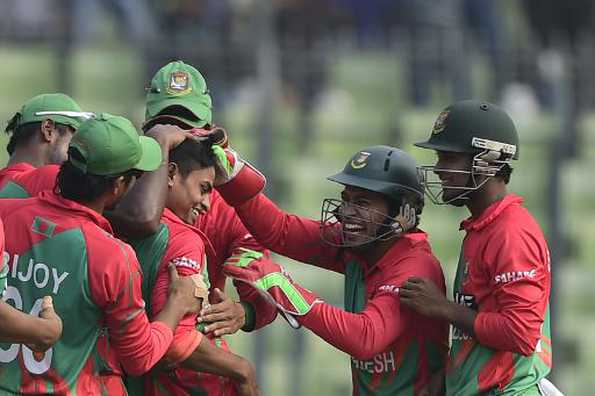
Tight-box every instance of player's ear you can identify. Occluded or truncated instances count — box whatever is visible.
[40,119,56,142]
[167,162,178,188]
[111,175,136,200]
[112,176,127,195]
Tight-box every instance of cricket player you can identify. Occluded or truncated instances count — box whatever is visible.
[0,114,203,394]
[129,137,258,396]
[0,217,62,351]
[0,93,91,198]
[400,100,554,395]
[0,92,190,240]
[141,60,277,336]
[215,144,448,395]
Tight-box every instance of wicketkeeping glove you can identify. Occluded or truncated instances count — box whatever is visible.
[223,248,321,329]
[211,146,246,186]
[213,148,266,206]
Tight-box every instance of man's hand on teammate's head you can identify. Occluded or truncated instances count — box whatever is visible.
[197,288,246,337]
[399,277,450,319]
[145,124,196,151]
[190,125,229,148]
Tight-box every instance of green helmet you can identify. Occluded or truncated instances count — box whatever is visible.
[415,99,519,160]
[321,145,423,247]
[327,145,423,200]
[415,100,519,205]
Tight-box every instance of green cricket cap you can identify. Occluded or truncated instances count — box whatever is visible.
[414,100,519,160]
[144,60,212,129]
[69,113,162,176]
[5,93,91,133]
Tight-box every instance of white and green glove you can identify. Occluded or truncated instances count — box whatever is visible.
[223,248,321,329]
[211,146,266,206]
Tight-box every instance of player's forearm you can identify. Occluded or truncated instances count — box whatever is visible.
[114,320,174,376]
[234,194,341,271]
[181,337,255,384]
[441,302,477,338]
[107,165,168,238]
[300,299,402,360]
[105,292,176,375]
[473,311,541,356]
[0,302,59,346]
[217,166,317,258]
[108,135,171,238]
[154,295,189,331]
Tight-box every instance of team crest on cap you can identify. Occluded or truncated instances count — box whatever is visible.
[432,110,449,135]
[351,151,371,169]
[168,71,192,94]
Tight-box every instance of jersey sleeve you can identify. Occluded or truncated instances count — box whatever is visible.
[88,238,173,376]
[473,227,551,356]
[14,165,60,196]
[0,218,6,295]
[150,226,206,365]
[234,193,344,273]
[299,252,444,360]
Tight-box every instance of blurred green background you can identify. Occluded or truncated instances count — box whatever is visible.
[1,0,595,394]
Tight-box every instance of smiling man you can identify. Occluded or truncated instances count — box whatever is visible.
[129,138,258,396]
[215,144,448,395]
[401,100,555,395]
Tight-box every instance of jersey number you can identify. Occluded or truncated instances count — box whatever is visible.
[0,286,53,374]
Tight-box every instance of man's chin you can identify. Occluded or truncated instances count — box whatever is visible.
[441,189,468,207]
[446,198,467,207]
[343,234,374,250]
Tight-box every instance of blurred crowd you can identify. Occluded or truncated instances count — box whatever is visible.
[1,0,594,113]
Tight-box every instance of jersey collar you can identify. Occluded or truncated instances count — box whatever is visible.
[460,193,523,232]
[0,162,35,174]
[349,229,429,276]
[38,190,114,234]
[162,207,217,257]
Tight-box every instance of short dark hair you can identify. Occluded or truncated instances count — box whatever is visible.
[6,121,71,155]
[56,148,138,203]
[169,139,223,179]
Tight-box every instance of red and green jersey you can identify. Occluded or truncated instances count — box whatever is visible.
[0,163,56,295]
[0,163,277,332]
[0,163,59,198]
[0,217,7,295]
[0,191,174,395]
[130,208,238,396]
[447,194,552,395]
[0,163,58,296]
[225,192,448,395]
